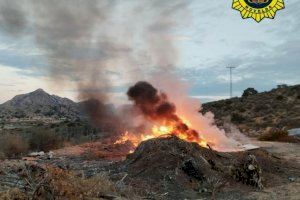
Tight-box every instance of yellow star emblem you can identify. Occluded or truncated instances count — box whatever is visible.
[232,0,285,23]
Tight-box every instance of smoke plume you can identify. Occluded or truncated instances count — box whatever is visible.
[127,81,204,144]
[148,74,242,151]
[127,81,176,120]
[0,0,190,129]
[0,0,243,151]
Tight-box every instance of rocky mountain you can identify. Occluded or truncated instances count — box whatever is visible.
[202,84,300,136]
[0,89,82,120]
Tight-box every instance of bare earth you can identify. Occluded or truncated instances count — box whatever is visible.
[252,140,300,164]
[248,140,300,200]
[0,139,299,199]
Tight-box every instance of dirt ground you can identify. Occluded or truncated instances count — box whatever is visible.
[0,139,299,199]
[246,140,300,200]
[252,140,300,164]
[113,137,300,200]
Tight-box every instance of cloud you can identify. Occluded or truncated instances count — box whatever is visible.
[0,0,299,103]
[0,0,27,37]
[176,0,300,98]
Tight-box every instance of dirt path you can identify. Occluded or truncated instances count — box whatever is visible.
[252,140,300,164]
[247,140,300,200]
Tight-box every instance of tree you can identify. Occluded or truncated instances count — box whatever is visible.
[242,88,258,97]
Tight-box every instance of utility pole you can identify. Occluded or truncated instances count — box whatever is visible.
[226,67,236,98]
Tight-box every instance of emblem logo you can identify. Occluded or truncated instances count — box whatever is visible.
[232,0,285,22]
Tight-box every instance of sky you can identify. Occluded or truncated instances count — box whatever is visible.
[0,0,299,104]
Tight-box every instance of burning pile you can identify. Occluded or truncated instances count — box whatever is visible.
[115,81,208,150]
[112,135,299,199]
[113,136,269,199]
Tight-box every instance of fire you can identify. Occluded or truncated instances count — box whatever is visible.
[114,118,208,151]
[112,81,244,153]
[113,81,242,153]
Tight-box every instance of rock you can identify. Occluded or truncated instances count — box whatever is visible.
[48,151,54,159]
[288,177,296,182]
[29,151,45,157]
[248,164,255,171]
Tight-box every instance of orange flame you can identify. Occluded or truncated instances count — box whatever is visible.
[114,118,207,151]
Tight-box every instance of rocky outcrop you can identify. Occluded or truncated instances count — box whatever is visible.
[0,89,82,120]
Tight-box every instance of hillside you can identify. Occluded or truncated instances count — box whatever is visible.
[1,85,300,136]
[202,85,300,137]
[0,89,81,120]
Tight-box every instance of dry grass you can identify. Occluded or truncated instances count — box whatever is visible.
[48,168,118,199]
[0,188,29,200]
[28,129,63,152]
[0,130,63,159]
[0,151,5,160]
[0,134,28,158]
[0,164,140,200]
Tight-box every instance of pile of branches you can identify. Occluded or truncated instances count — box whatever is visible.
[114,136,265,199]
[0,163,140,200]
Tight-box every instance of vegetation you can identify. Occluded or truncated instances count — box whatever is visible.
[231,112,245,123]
[242,88,258,97]
[202,84,300,137]
[0,166,140,200]
[258,128,300,143]
[28,129,63,152]
[0,134,29,158]
[259,129,289,141]
[0,119,101,159]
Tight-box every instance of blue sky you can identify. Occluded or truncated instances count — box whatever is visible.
[0,0,299,104]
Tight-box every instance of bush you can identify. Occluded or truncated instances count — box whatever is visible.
[225,100,232,105]
[0,134,29,158]
[231,113,245,123]
[237,106,246,113]
[28,129,63,152]
[276,95,285,101]
[254,104,269,112]
[242,88,258,97]
[259,128,289,141]
[0,151,5,160]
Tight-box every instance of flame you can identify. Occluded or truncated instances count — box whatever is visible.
[114,118,208,152]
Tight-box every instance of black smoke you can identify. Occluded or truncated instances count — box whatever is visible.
[127,81,178,122]
[0,0,192,133]
[127,81,201,141]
